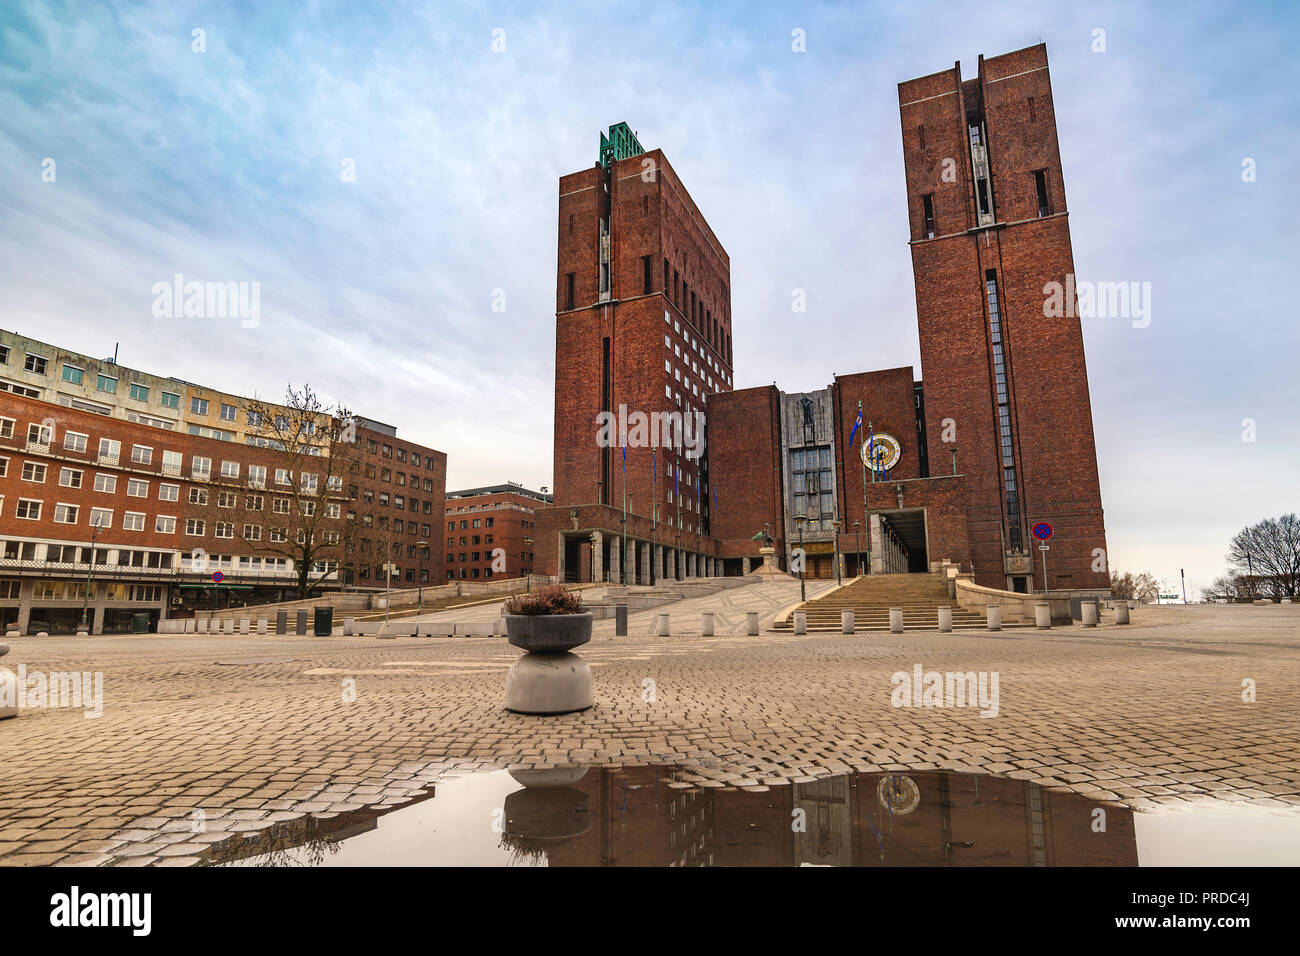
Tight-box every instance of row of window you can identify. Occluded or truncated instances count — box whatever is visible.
[918,169,1053,241]
[660,257,732,364]
[362,438,438,470]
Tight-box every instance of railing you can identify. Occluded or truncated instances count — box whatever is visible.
[26,440,50,454]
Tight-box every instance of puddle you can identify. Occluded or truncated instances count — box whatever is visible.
[209,767,1300,867]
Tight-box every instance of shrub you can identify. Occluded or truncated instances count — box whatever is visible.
[504,586,584,616]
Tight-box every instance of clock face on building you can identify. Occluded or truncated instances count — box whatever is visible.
[860,432,901,473]
[877,774,921,815]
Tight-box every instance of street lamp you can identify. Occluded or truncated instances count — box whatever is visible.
[416,540,428,612]
[831,517,842,586]
[794,513,808,602]
[80,515,103,633]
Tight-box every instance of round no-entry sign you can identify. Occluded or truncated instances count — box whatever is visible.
[212,570,225,583]
[1032,522,1053,541]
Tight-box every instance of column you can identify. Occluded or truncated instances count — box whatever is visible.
[742,557,751,574]
[590,532,603,584]
[625,537,635,586]
[676,548,684,580]
[610,537,621,584]
[654,544,664,584]
[640,542,651,585]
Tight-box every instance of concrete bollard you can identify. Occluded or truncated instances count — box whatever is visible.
[1115,603,1130,625]
[225,619,235,635]
[701,612,714,636]
[615,604,628,637]
[656,613,670,637]
[986,605,1002,631]
[1035,603,1051,629]
[1082,601,1098,628]
[276,611,288,635]
[240,618,250,635]
[257,618,267,635]
[343,617,355,636]
[196,618,207,634]
[889,607,904,634]
[841,609,854,635]
[793,610,806,635]
[938,606,952,632]
[747,611,759,636]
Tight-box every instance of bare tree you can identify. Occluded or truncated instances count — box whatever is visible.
[187,385,362,599]
[1226,514,1300,599]
[1110,570,1159,603]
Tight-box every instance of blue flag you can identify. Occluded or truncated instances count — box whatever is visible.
[849,406,863,448]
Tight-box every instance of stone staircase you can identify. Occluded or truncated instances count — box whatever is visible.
[772,572,1031,632]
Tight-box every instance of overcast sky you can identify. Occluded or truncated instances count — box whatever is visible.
[1,0,1296,597]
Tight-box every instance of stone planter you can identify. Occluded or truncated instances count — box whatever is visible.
[505,613,594,715]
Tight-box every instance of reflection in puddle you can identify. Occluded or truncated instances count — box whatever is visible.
[211,766,1300,867]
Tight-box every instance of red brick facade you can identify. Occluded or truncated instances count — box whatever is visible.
[900,44,1108,589]
[444,485,547,581]
[539,48,1108,593]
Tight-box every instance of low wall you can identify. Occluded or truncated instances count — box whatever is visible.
[953,575,1073,623]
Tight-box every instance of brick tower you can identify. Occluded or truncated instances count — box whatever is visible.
[538,123,734,583]
[898,44,1108,591]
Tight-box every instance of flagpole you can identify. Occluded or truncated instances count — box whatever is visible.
[651,450,657,586]
[626,442,631,587]
[863,411,872,575]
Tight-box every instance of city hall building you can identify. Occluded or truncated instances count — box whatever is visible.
[535,45,1110,594]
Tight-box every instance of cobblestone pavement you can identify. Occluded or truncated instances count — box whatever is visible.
[1,582,1297,867]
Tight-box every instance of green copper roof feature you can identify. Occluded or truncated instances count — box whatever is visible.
[598,122,645,168]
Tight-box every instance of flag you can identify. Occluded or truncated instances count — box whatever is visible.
[849,406,863,448]
[868,423,876,483]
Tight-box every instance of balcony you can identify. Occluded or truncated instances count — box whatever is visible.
[25,440,50,454]
[98,452,120,466]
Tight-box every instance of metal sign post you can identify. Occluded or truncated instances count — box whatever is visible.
[1031,522,1053,594]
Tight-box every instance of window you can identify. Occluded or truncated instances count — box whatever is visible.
[58,467,82,488]
[96,373,117,393]
[129,383,149,401]
[25,354,48,375]
[160,390,180,409]
[191,456,211,479]
[248,465,266,488]
[0,457,6,478]
[217,491,237,508]
[565,272,575,309]
[162,450,182,473]
[1034,169,1051,217]
[245,494,264,511]
[275,468,291,486]
[188,487,208,505]
[219,403,236,422]
[27,422,51,444]
[220,460,239,480]
[643,255,652,294]
[127,478,148,497]
[0,418,14,439]
[190,397,209,415]
[243,524,262,541]
[123,511,145,531]
[94,474,116,493]
[89,507,112,528]
[98,438,121,461]
[159,483,180,502]
[273,497,291,514]
[214,522,234,539]
[131,445,153,465]
[186,518,206,536]
[155,515,176,534]
[64,432,88,453]
[922,193,935,239]
[21,462,46,482]
[16,499,41,520]
[54,503,79,524]
[61,364,83,385]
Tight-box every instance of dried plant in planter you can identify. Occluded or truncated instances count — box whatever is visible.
[504,586,584,616]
